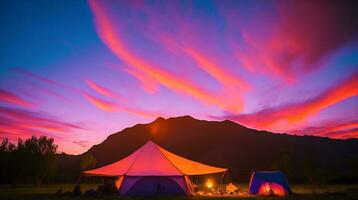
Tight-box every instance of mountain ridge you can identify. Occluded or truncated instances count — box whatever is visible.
[58,115,358,183]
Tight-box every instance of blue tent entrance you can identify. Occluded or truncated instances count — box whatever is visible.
[249,171,291,196]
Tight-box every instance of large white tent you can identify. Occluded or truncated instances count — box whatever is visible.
[84,140,227,195]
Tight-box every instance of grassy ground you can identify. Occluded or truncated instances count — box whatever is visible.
[0,184,357,200]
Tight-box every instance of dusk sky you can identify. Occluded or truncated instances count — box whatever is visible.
[1,0,357,154]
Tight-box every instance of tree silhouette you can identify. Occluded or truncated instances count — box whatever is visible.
[271,154,293,178]
[0,139,16,183]
[302,152,328,194]
[78,154,97,183]
[0,136,57,184]
[80,154,97,171]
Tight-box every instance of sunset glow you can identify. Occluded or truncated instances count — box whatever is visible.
[1,0,357,154]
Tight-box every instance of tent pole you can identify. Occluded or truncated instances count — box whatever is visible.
[219,171,226,191]
[220,171,225,183]
[77,174,82,184]
[227,170,231,183]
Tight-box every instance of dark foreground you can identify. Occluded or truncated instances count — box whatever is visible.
[0,184,358,200]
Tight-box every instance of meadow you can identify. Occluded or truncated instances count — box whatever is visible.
[0,184,357,200]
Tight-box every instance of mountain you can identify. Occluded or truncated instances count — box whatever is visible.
[58,116,358,183]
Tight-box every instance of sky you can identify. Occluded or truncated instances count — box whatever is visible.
[1,0,357,154]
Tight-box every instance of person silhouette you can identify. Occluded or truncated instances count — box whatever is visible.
[156,183,161,194]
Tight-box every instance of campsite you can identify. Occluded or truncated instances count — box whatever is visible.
[1,184,358,200]
[1,127,358,199]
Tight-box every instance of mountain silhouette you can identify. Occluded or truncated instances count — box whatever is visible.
[58,116,358,183]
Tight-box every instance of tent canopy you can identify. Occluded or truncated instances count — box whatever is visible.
[84,140,227,176]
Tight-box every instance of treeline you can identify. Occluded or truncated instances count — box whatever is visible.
[0,136,57,184]
[270,151,358,186]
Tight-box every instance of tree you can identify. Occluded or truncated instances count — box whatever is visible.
[271,154,293,178]
[79,154,97,182]
[80,154,97,171]
[0,139,16,184]
[0,136,58,184]
[0,139,15,152]
[303,155,327,194]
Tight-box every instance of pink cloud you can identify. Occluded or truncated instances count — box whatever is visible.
[0,89,34,108]
[222,71,358,130]
[82,92,161,118]
[183,48,251,91]
[12,67,81,93]
[88,0,244,113]
[85,79,129,104]
[123,68,159,94]
[83,92,118,112]
[11,67,160,118]
[123,2,251,92]
[0,106,85,142]
[223,0,358,81]
[330,129,358,139]
[73,140,90,148]
[292,120,358,139]
[85,79,117,97]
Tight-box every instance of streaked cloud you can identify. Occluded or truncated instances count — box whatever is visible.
[222,71,358,129]
[184,48,250,90]
[224,0,358,81]
[11,68,81,93]
[88,0,244,112]
[12,67,160,118]
[0,89,34,108]
[124,3,251,91]
[83,92,161,118]
[123,68,159,94]
[73,140,90,148]
[0,106,85,141]
[85,79,116,97]
[83,92,118,112]
[292,120,358,139]
[330,129,358,139]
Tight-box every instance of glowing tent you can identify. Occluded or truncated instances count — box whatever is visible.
[249,171,291,196]
[83,140,227,196]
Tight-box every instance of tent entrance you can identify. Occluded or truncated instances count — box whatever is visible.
[123,176,186,196]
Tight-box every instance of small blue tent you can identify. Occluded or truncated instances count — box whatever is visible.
[249,171,291,195]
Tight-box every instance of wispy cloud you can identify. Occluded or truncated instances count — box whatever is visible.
[6,69,74,104]
[183,48,251,91]
[11,68,81,93]
[0,106,85,141]
[88,0,244,113]
[12,67,160,118]
[221,71,358,130]
[123,3,251,91]
[329,129,358,139]
[222,0,358,81]
[73,140,90,148]
[85,79,127,101]
[85,80,116,98]
[292,119,358,139]
[0,89,34,108]
[83,92,161,118]
[123,68,159,94]
[83,93,118,112]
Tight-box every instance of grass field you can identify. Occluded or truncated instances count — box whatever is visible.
[0,184,357,200]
